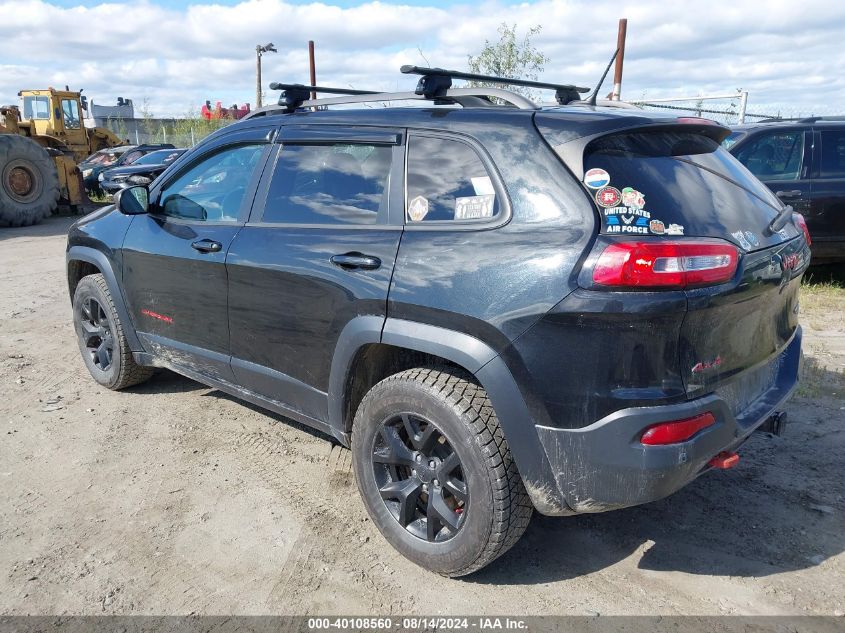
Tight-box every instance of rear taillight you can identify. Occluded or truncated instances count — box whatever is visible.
[792,212,811,245]
[592,239,739,289]
[640,412,716,445]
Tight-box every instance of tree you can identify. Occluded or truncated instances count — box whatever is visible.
[467,23,550,100]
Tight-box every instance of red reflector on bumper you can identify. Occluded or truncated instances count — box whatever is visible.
[708,451,740,469]
[640,412,716,445]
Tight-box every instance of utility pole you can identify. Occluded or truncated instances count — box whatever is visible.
[612,19,627,101]
[255,42,277,108]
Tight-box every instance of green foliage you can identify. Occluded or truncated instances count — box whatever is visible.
[467,23,550,99]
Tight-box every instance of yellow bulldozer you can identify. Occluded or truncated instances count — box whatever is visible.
[0,87,125,227]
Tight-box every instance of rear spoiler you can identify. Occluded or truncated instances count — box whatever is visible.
[535,113,730,180]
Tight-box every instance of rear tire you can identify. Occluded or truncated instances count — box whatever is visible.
[72,274,153,390]
[351,367,533,577]
[0,135,60,227]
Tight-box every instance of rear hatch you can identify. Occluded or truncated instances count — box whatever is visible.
[537,114,809,399]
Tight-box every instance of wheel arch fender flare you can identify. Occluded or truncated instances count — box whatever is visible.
[329,316,569,515]
[66,245,142,351]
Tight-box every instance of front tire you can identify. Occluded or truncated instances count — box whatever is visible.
[351,367,533,577]
[72,274,153,390]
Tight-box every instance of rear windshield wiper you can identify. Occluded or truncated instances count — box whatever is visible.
[768,204,793,235]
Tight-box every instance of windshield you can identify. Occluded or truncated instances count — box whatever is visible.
[86,150,124,166]
[133,150,183,166]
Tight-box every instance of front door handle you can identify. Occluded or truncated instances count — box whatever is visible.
[776,189,802,199]
[191,239,223,253]
[330,253,381,270]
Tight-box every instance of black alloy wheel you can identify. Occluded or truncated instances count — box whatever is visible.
[372,413,468,543]
[72,274,153,390]
[77,296,116,372]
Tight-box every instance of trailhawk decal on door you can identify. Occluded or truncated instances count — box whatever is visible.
[140,308,173,324]
[591,177,684,236]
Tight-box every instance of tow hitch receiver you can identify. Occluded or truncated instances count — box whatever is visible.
[709,451,740,469]
[757,411,788,436]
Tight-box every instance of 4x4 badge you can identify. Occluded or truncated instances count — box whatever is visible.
[408,195,429,222]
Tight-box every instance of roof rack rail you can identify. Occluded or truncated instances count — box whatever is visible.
[268,82,379,112]
[400,65,589,105]
[798,115,845,123]
[756,115,845,124]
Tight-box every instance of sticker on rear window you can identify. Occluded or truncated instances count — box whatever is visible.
[470,176,495,196]
[455,194,495,220]
[595,186,622,208]
[584,168,610,189]
[731,230,752,250]
[744,230,760,247]
[598,183,683,236]
[620,187,645,210]
[408,195,429,222]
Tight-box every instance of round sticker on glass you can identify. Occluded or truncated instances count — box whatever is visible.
[595,186,622,208]
[407,195,429,222]
[584,168,611,189]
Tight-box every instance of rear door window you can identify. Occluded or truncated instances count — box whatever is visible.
[406,135,500,223]
[819,130,845,178]
[583,129,792,249]
[261,143,392,225]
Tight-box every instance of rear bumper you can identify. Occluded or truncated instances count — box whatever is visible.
[531,326,802,515]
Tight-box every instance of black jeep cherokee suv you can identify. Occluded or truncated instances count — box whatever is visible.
[66,71,808,577]
[725,117,845,263]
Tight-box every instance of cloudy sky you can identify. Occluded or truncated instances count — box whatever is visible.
[1,0,843,118]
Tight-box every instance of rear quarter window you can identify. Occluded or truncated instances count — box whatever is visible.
[406,135,500,223]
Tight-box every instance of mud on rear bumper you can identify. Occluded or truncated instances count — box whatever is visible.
[529,327,802,515]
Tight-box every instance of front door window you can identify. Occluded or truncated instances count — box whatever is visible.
[735,131,804,180]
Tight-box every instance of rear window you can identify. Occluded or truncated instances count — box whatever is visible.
[582,129,790,249]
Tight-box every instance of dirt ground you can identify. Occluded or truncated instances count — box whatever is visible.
[1,215,843,616]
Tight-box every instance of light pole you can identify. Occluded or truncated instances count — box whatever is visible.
[255,42,277,108]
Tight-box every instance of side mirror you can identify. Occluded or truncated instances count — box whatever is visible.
[116,186,149,215]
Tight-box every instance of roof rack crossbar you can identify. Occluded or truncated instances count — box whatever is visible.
[400,65,589,104]
[269,82,380,112]
[297,87,538,111]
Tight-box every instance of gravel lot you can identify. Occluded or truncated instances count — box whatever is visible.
[1,215,843,616]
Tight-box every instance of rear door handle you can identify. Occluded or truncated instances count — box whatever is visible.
[191,239,223,253]
[330,253,381,270]
[776,190,802,199]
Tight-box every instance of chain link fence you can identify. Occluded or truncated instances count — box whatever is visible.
[94,93,841,145]
[97,116,237,148]
[631,93,841,126]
